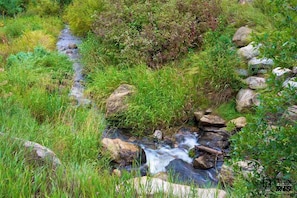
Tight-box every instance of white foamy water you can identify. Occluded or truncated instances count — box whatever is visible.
[143,134,199,174]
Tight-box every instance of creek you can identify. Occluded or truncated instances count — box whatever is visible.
[57,26,223,187]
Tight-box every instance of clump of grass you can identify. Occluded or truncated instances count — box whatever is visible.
[86,65,196,134]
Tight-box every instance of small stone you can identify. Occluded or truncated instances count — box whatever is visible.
[153,130,163,140]
[194,111,204,121]
[244,76,267,90]
[193,154,215,169]
[112,169,122,177]
[228,117,247,129]
[200,115,226,127]
[283,77,297,88]
[292,67,297,74]
[272,67,292,79]
[68,43,77,49]
[205,108,213,115]
[232,26,252,47]
[235,68,249,77]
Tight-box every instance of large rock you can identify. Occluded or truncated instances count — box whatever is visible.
[166,159,223,187]
[248,57,274,74]
[200,115,226,127]
[24,141,62,167]
[232,26,252,47]
[237,42,261,60]
[0,133,61,168]
[101,138,146,166]
[244,76,267,90]
[236,88,260,112]
[198,132,229,149]
[106,84,135,117]
[121,176,227,198]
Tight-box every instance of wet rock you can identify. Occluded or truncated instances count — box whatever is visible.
[244,76,267,90]
[166,159,222,187]
[272,67,292,79]
[194,111,205,122]
[68,43,77,49]
[283,77,297,88]
[248,57,274,74]
[101,138,146,166]
[238,42,261,60]
[106,84,135,117]
[198,132,229,149]
[232,26,252,47]
[193,154,216,169]
[153,130,163,141]
[236,88,260,112]
[122,176,227,198]
[228,117,247,129]
[200,115,226,127]
[283,105,297,123]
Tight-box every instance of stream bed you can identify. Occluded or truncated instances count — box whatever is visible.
[57,26,224,188]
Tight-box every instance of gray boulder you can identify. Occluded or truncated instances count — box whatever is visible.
[248,57,274,74]
[106,84,135,117]
[244,76,267,90]
[232,26,252,47]
[236,88,260,112]
[238,42,261,60]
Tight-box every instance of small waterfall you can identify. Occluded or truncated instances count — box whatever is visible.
[143,132,199,175]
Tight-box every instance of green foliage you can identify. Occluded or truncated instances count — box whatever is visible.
[0,0,27,16]
[185,31,243,105]
[86,65,196,134]
[26,0,60,16]
[91,0,222,68]
[63,0,106,36]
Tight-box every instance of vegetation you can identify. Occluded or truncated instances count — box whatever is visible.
[0,0,296,196]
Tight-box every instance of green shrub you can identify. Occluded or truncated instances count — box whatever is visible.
[91,0,222,68]
[26,0,60,16]
[0,0,27,16]
[63,0,106,36]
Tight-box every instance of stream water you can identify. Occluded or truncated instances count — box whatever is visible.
[57,26,221,187]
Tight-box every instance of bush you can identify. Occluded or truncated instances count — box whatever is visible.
[63,0,106,36]
[91,0,222,68]
[0,0,27,16]
[26,0,60,16]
